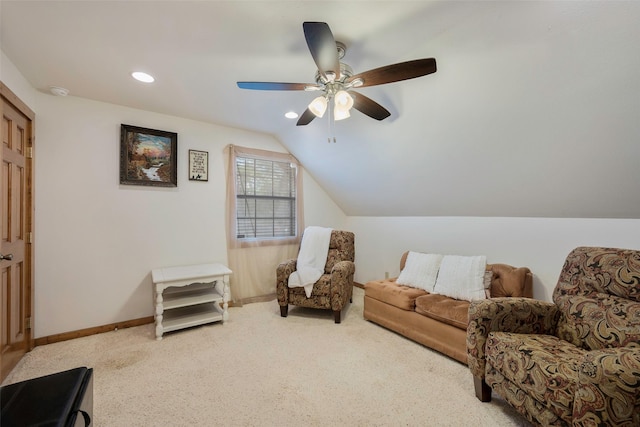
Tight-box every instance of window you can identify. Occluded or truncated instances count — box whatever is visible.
[226,145,302,247]
[236,156,297,239]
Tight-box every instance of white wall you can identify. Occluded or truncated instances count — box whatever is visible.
[4,50,639,338]
[2,51,346,338]
[347,216,640,301]
[302,168,346,230]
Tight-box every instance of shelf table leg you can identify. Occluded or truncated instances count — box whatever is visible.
[155,286,164,340]
[222,276,230,323]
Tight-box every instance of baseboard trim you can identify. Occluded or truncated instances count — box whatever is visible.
[34,286,364,346]
[34,316,154,347]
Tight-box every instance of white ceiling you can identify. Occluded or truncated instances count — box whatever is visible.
[2,1,639,218]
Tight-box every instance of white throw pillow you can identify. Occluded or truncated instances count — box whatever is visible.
[396,251,443,292]
[433,255,487,301]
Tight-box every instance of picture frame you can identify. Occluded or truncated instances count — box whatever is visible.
[189,150,209,181]
[120,124,177,187]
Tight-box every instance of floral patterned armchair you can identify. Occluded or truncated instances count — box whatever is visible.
[467,246,640,426]
[276,230,355,323]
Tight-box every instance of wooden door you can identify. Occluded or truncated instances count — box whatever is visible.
[0,83,34,382]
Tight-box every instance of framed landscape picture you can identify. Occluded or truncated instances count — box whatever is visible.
[120,124,177,187]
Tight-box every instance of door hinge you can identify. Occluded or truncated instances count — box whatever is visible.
[26,147,33,159]
[27,232,33,244]
[26,317,32,330]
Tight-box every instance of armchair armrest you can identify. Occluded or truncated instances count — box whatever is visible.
[467,297,560,378]
[574,347,640,426]
[329,260,355,311]
[331,260,355,277]
[276,259,297,306]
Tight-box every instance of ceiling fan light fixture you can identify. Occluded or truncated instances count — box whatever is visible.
[334,105,351,121]
[334,90,354,110]
[308,96,328,118]
[334,90,353,121]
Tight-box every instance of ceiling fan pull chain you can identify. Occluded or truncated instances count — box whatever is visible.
[328,101,333,142]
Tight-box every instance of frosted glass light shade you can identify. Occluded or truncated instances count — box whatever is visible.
[334,106,351,121]
[308,96,328,117]
[334,90,354,110]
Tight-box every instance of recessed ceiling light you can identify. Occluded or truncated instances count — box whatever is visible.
[132,71,155,83]
[285,111,299,119]
[49,86,69,96]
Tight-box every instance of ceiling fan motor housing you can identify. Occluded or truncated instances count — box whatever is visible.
[315,62,354,86]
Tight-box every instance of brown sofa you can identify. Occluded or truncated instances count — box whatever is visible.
[364,251,532,364]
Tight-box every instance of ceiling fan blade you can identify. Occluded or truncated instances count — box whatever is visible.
[347,58,437,88]
[296,108,316,126]
[303,22,341,81]
[350,91,391,121]
[237,82,312,91]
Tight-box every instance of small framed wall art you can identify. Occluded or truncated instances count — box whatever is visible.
[189,149,209,181]
[120,124,177,187]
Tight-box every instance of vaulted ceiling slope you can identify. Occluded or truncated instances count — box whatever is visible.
[2,1,639,218]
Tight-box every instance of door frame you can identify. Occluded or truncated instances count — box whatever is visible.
[1,81,35,363]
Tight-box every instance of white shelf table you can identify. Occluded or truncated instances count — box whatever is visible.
[151,263,232,340]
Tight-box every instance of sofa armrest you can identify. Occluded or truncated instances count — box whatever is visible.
[467,297,559,378]
[573,347,640,426]
[276,259,297,306]
[488,264,533,298]
[329,260,355,311]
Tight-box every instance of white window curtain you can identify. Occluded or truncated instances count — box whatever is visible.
[224,145,304,304]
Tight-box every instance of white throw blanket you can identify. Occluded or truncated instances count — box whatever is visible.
[288,226,333,298]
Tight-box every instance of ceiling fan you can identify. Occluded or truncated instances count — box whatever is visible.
[237,22,437,126]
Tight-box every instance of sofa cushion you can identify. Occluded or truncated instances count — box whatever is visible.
[486,331,586,423]
[414,294,470,330]
[364,279,427,311]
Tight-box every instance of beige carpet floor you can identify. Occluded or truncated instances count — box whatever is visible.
[3,287,532,426]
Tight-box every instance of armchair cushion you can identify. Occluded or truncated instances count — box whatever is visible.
[485,332,585,421]
[555,293,640,351]
[324,231,355,273]
[288,274,332,308]
[574,347,640,425]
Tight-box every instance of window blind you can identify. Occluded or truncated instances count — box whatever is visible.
[235,156,297,239]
